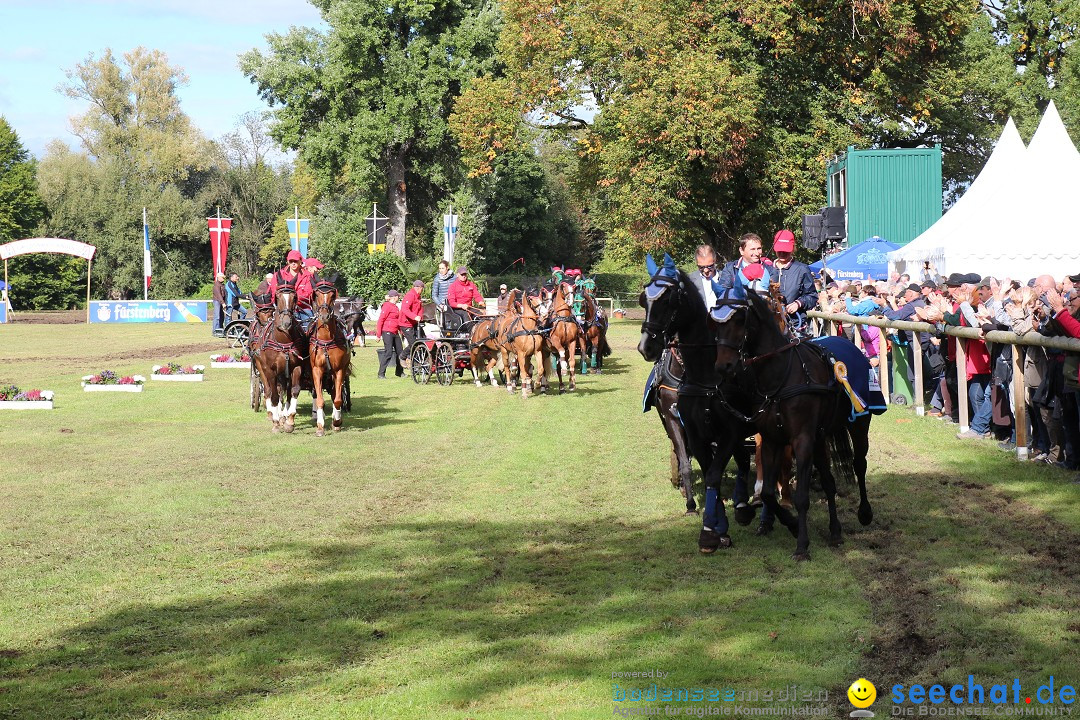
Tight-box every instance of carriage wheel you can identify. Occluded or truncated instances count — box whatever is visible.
[435,342,455,386]
[343,375,352,413]
[411,342,432,384]
[225,321,250,349]
[250,362,263,412]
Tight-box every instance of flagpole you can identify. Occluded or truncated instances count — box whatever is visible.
[143,207,148,300]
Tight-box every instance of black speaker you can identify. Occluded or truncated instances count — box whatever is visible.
[821,206,846,240]
[801,214,823,251]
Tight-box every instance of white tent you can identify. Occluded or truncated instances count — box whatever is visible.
[890,102,1080,281]
[888,117,1027,278]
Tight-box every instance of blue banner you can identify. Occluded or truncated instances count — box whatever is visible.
[0,303,6,324]
[286,218,310,258]
[89,301,208,323]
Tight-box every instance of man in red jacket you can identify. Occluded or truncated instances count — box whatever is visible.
[447,266,484,330]
[399,279,425,352]
[376,290,404,379]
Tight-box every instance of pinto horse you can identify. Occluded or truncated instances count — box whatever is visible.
[638,254,756,548]
[310,281,352,435]
[711,286,875,561]
[544,282,584,392]
[254,283,308,432]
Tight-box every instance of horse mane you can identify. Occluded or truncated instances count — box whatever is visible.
[584,292,597,318]
[745,288,787,346]
[767,282,788,335]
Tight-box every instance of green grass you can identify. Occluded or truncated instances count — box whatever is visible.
[0,320,1078,719]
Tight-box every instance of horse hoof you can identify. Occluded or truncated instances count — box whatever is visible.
[698,529,732,553]
[271,424,280,433]
[793,552,811,562]
[284,424,295,434]
[734,504,754,526]
[333,425,341,433]
[315,428,325,437]
[754,523,773,536]
[475,381,483,388]
[858,505,874,526]
[829,535,844,548]
[684,509,699,516]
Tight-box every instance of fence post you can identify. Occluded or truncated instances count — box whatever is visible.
[912,332,925,416]
[1013,346,1028,460]
[956,338,970,434]
[879,336,890,405]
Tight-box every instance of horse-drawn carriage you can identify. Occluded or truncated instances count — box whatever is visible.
[408,310,486,386]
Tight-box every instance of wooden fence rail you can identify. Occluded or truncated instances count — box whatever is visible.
[806,310,1080,461]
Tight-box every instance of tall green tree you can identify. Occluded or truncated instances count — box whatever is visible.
[240,0,502,258]
[0,117,45,244]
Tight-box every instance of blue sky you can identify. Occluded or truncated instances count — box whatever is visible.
[0,0,326,159]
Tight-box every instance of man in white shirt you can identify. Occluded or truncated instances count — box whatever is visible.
[687,245,718,310]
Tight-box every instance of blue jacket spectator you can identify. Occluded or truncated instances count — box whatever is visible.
[432,260,454,308]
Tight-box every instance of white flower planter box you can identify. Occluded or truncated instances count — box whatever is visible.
[0,400,54,410]
[83,384,143,392]
[151,374,204,382]
[210,361,250,369]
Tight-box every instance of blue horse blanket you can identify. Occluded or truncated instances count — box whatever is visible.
[810,336,887,420]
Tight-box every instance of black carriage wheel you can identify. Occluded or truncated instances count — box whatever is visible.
[435,342,455,386]
[250,362,263,412]
[226,321,250,349]
[411,342,432,384]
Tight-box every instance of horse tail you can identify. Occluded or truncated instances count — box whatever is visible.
[600,332,612,357]
[826,402,857,488]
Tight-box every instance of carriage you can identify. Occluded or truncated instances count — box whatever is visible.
[407,311,488,386]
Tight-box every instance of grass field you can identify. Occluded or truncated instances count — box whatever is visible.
[1,319,1078,719]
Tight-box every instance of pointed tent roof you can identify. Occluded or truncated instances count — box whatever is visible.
[888,117,1026,273]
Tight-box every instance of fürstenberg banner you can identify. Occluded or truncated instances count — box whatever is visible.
[89,301,208,323]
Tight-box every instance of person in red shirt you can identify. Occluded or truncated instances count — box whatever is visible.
[269,249,315,333]
[399,279,425,351]
[446,266,484,329]
[376,290,404,379]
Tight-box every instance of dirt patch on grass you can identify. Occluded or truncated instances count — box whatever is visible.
[6,311,86,324]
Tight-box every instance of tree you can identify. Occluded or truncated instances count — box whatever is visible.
[0,117,45,243]
[452,0,1019,262]
[240,0,502,258]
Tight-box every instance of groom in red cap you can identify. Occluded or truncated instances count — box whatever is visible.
[269,249,315,334]
[770,229,816,337]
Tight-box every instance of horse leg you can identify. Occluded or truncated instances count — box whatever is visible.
[662,396,695,513]
[814,439,842,546]
[566,336,577,392]
[266,365,281,431]
[518,349,531,398]
[732,437,754,526]
[312,357,325,436]
[790,431,816,561]
[758,438,797,535]
[332,367,344,432]
[470,349,482,387]
[487,355,499,387]
[284,365,301,433]
[852,415,873,525]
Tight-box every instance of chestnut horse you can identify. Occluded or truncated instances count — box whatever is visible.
[468,314,503,387]
[254,283,308,432]
[498,290,550,397]
[544,282,584,392]
[310,281,352,435]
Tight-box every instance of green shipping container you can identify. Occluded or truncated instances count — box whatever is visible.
[826,146,942,247]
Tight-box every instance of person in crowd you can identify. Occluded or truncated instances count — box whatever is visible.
[225,272,242,322]
[497,284,510,313]
[212,272,226,337]
[687,244,718,311]
[376,290,404,379]
[269,249,315,334]
[399,279,425,355]
[256,272,274,296]
[1046,286,1080,469]
[718,233,772,293]
[446,266,484,328]
[432,259,454,311]
[303,257,324,277]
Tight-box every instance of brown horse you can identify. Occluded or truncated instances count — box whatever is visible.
[498,290,549,397]
[544,282,584,392]
[310,281,352,436]
[468,314,503,387]
[254,283,308,432]
[581,292,611,374]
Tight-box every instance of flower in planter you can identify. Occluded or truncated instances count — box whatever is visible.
[83,372,144,385]
[153,363,205,375]
[1,386,51,401]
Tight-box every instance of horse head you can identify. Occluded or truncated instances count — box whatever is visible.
[313,280,338,330]
[637,253,686,362]
[275,280,298,334]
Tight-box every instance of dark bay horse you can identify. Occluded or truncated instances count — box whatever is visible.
[712,287,874,561]
[582,293,611,374]
[254,284,308,432]
[638,254,755,548]
[310,281,352,435]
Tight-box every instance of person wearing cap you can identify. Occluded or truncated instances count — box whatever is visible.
[446,266,484,329]
[225,272,242,322]
[376,290,404,379]
[302,257,324,276]
[432,259,454,311]
[212,271,226,337]
[399,279,425,354]
[687,244,718,311]
[718,233,772,294]
[497,284,510,313]
[269,249,315,335]
[769,229,817,336]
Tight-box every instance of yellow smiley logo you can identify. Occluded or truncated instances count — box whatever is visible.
[848,678,877,708]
